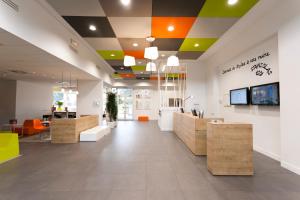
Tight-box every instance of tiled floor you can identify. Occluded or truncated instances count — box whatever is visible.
[1,121,300,200]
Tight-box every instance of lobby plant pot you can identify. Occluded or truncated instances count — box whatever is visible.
[106,92,118,128]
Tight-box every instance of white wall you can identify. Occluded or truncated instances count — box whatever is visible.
[205,36,281,161]
[185,61,206,112]
[0,0,113,84]
[15,80,53,123]
[0,79,16,124]
[132,88,159,120]
[278,15,300,174]
[15,80,104,125]
[77,80,103,124]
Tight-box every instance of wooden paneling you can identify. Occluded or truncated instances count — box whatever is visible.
[173,112,223,155]
[207,122,254,176]
[51,115,99,144]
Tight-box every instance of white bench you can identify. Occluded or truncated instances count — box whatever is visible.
[80,125,111,142]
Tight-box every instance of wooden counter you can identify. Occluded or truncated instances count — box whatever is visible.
[207,122,253,176]
[173,112,223,155]
[51,115,99,144]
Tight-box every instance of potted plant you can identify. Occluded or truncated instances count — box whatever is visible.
[56,101,63,111]
[106,92,118,128]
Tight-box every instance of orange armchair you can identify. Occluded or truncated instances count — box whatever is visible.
[16,119,47,136]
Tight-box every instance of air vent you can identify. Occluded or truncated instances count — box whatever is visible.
[9,70,29,75]
[0,0,19,12]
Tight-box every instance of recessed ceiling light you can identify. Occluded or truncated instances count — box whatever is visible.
[133,43,138,47]
[120,0,131,6]
[110,54,115,57]
[228,0,238,5]
[194,43,199,47]
[89,25,97,31]
[167,25,175,32]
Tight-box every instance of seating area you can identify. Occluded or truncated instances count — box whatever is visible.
[138,115,149,122]
[80,125,111,142]
[15,119,48,136]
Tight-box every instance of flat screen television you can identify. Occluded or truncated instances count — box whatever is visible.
[250,82,280,106]
[230,87,250,105]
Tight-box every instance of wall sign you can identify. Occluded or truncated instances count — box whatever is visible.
[222,52,272,77]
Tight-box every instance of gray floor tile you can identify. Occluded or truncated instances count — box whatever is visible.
[0,121,300,200]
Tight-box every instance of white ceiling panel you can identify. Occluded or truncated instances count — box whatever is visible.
[108,17,151,38]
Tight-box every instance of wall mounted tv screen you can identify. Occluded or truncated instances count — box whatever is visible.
[230,88,249,105]
[250,82,280,106]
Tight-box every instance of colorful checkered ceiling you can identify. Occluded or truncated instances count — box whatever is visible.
[47,0,259,80]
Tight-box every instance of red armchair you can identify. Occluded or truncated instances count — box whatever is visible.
[16,119,48,136]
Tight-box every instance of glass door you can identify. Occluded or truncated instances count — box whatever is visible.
[117,88,133,120]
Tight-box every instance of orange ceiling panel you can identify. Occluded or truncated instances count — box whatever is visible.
[152,17,196,38]
[150,76,164,81]
[120,73,136,78]
[124,50,145,59]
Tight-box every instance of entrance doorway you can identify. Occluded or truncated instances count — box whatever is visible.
[116,88,133,120]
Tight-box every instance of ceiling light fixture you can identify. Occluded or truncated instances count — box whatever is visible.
[146,62,156,72]
[89,25,97,31]
[146,36,155,43]
[167,25,175,32]
[133,43,138,47]
[194,43,199,47]
[161,54,165,57]
[124,55,136,66]
[167,55,180,67]
[144,46,159,60]
[228,0,238,5]
[120,0,131,6]
[110,54,115,57]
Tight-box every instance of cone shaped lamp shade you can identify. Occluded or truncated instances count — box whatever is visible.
[146,62,156,72]
[144,47,159,60]
[167,55,180,67]
[124,55,136,66]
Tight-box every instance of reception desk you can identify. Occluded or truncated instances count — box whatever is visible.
[51,115,99,144]
[173,112,223,155]
[207,122,253,175]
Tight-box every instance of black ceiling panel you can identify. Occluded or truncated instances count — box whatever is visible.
[63,16,116,37]
[153,38,184,51]
[152,0,206,17]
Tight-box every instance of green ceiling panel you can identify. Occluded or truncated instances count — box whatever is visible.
[179,38,218,52]
[112,73,122,79]
[166,73,180,78]
[199,0,259,18]
[97,50,124,60]
[131,65,146,71]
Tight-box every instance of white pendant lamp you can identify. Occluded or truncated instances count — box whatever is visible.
[144,47,159,60]
[167,55,180,67]
[146,62,156,72]
[124,55,136,66]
